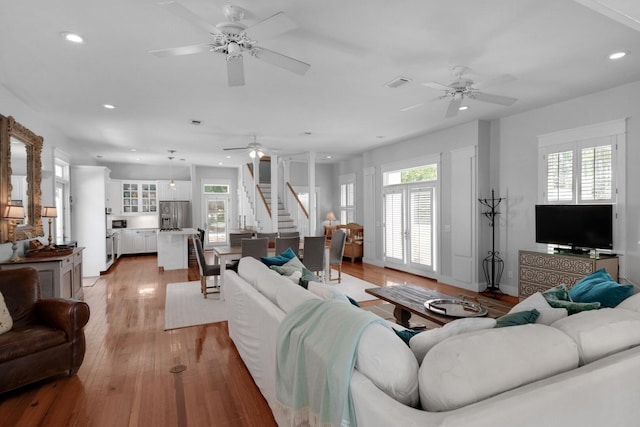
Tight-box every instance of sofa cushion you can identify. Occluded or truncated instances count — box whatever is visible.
[255,270,298,305]
[0,325,67,363]
[307,282,350,303]
[419,324,579,412]
[238,257,271,287]
[0,292,12,335]
[508,292,568,325]
[616,292,640,312]
[276,280,321,314]
[409,317,497,364]
[568,268,634,308]
[551,308,640,365]
[356,322,420,407]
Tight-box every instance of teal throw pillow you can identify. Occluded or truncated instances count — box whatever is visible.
[495,309,540,328]
[542,284,571,302]
[569,268,633,308]
[261,247,297,267]
[393,328,422,346]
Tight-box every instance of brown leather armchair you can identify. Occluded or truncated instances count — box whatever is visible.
[0,267,90,394]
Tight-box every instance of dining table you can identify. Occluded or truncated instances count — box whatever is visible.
[211,241,330,299]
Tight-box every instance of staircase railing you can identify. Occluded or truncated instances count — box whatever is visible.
[285,182,310,236]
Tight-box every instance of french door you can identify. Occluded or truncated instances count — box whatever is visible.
[204,196,228,246]
[383,184,435,274]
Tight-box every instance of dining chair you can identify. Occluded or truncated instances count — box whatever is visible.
[257,232,278,248]
[329,229,347,283]
[194,237,221,298]
[275,236,300,257]
[301,236,326,277]
[229,232,253,247]
[278,231,300,238]
[241,237,269,259]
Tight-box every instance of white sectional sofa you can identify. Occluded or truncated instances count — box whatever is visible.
[225,257,640,426]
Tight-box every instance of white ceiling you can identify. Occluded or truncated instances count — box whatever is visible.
[1,0,640,167]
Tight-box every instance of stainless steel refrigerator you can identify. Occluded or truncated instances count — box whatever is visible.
[159,201,191,230]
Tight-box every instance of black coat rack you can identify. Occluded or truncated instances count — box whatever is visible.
[478,189,505,296]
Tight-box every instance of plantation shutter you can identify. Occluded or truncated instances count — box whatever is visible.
[546,150,573,202]
[580,144,613,202]
[384,192,404,261]
[409,187,433,267]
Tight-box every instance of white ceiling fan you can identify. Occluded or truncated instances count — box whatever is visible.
[150,3,310,86]
[404,66,518,118]
[223,136,268,158]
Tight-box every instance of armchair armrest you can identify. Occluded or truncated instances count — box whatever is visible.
[35,298,90,338]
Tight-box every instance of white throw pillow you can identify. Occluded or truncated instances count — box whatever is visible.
[551,308,640,365]
[255,270,297,305]
[409,317,496,364]
[307,282,350,303]
[356,323,420,407]
[419,324,579,412]
[509,292,568,325]
[0,291,12,335]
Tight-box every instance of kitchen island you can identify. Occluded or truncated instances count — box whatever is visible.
[157,228,196,270]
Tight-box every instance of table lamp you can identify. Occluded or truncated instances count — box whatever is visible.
[325,211,337,226]
[42,206,58,247]
[4,204,25,262]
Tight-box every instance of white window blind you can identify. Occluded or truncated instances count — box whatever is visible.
[409,188,433,267]
[581,145,612,201]
[546,150,573,202]
[340,181,355,224]
[384,192,404,261]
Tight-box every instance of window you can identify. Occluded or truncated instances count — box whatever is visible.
[203,184,229,194]
[383,164,438,186]
[542,138,615,204]
[339,174,355,224]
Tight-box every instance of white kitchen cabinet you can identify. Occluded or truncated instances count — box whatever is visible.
[121,181,158,214]
[106,180,122,214]
[121,229,158,254]
[157,180,192,201]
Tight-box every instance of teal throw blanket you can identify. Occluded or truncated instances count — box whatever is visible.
[275,298,384,427]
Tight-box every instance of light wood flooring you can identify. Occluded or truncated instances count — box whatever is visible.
[0,254,516,426]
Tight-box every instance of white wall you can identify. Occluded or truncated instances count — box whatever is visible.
[497,80,640,289]
[289,161,334,235]
[192,165,238,231]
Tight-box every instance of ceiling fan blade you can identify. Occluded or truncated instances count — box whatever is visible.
[227,55,245,86]
[445,98,462,118]
[247,12,297,41]
[400,103,424,112]
[423,82,452,91]
[149,43,213,58]
[223,146,250,151]
[472,91,518,106]
[159,1,220,34]
[251,47,310,76]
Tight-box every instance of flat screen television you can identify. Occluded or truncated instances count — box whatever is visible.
[535,204,613,251]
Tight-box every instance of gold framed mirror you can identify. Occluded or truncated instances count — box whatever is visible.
[0,115,44,242]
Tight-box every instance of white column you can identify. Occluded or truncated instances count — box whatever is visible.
[270,153,278,232]
[308,151,316,236]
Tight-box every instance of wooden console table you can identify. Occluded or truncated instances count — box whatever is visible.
[518,250,618,300]
[0,247,84,299]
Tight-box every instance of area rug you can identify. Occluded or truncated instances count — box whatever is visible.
[83,276,100,287]
[164,281,228,330]
[328,273,379,302]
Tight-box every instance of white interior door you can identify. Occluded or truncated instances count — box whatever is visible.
[205,196,228,246]
[383,189,405,267]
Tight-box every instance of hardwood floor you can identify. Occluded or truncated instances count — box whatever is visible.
[0,255,516,426]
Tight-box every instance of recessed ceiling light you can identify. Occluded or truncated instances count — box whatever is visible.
[218,162,223,166]
[609,51,627,60]
[130,148,137,152]
[459,105,469,111]
[326,155,332,159]
[226,155,232,159]
[61,32,84,44]
[103,104,116,109]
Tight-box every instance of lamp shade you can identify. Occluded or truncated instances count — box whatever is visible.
[42,206,58,218]
[325,211,337,222]
[4,205,25,219]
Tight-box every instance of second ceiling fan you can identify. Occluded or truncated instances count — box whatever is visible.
[150,3,310,86]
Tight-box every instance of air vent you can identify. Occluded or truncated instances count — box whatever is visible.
[385,77,412,88]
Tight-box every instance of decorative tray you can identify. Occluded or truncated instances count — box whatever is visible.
[424,298,488,318]
[25,248,74,258]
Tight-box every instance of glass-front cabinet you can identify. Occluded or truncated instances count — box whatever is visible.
[122,182,157,214]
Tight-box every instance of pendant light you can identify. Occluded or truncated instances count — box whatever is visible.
[168,150,176,189]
